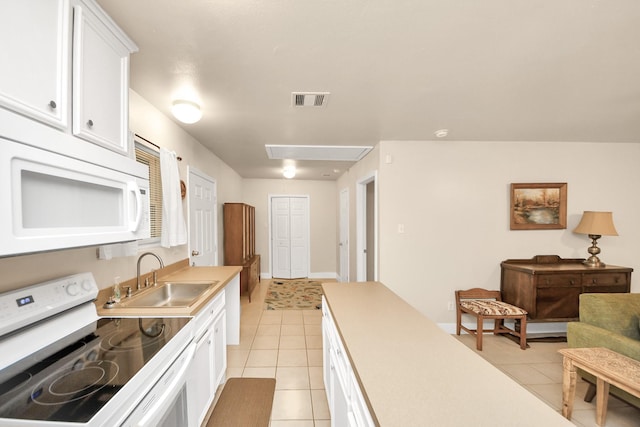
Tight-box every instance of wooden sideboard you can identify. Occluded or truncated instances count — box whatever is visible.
[500,255,632,322]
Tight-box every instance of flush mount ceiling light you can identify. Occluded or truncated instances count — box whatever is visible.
[283,165,296,179]
[171,100,202,124]
[434,129,449,138]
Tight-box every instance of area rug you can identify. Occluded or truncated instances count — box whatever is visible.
[206,378,275,427]
[264,279,323,310]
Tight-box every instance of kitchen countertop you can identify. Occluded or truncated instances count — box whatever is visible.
[96,264,242,317]
[322,282,574,427]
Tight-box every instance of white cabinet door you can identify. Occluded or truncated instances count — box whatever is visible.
[72,2,132,155]
[188,328,215,427]
[0,0,69,129]
[212,309,227,387]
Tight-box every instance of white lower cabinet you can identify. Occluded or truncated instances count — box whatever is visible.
[188,291,226,426]
[322,297,375,427]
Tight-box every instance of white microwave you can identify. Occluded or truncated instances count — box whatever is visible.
[0,136,150,257]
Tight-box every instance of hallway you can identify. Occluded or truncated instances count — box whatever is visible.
[225,279,329,426]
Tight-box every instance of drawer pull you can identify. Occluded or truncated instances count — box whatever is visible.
[592,279,597,284]
[570,280,575,285]
[48,100,57,109]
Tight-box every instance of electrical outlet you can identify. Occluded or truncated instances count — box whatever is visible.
[447,302,455,311]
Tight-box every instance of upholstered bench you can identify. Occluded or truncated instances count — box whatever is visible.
[456,288,528,350]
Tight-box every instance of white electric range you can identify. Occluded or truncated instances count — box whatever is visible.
[0,273,194,426]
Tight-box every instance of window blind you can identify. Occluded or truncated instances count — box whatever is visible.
[135,143,163,239]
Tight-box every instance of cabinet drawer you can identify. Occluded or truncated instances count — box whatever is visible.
[535,274,580,287]
[582,273,627,287]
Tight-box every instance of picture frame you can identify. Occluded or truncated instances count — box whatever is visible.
[510,183,567,230]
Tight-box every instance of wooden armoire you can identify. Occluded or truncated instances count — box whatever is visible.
[223,203,260,301]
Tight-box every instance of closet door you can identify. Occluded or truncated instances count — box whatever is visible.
[271,196,309,279]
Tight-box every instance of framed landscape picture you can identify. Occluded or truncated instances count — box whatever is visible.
[510,183,567,230]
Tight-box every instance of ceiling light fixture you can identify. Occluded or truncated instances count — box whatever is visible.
[434,129,449,138]
[283,165,296,179]
[171,100,202,124]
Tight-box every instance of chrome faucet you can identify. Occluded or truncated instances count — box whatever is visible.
[136,252,165,290]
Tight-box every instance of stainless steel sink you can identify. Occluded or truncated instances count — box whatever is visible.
[123,281,218,307]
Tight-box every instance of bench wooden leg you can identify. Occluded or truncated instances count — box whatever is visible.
[519,315,527,350]
[561,356,577,420]
[476,315,483,351]
[595,377,610,427]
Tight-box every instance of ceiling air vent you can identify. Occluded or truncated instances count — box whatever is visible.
[292,92,330,107]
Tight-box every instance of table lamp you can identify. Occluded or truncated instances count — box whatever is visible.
[573,211,618,267]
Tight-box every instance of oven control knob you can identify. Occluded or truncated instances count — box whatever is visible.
[81,279,93,292]
[66,283,80,296]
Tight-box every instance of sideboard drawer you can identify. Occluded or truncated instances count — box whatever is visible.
[581,273,627,287]
[536,274,580,288]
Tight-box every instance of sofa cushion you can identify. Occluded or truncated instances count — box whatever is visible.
[579,293,640,341]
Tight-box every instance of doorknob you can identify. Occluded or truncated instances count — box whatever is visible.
[191,250,200,256]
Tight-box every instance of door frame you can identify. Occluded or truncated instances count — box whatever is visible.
[356,171,377,281]
[339,187,349,282]
[268,194,311,279]
[187,166,218,266]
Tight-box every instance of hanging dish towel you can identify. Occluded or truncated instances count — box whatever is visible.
[160,148,187,248]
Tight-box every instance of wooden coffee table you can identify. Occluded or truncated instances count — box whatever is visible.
[558,347,640,426]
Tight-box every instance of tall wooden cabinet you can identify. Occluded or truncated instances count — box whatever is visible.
[223,203,260,301]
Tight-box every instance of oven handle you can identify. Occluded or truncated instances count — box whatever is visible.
[130,343,195,427]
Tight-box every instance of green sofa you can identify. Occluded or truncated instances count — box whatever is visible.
[566,293,640,408]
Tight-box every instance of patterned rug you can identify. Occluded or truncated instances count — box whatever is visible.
[264,279,323,310]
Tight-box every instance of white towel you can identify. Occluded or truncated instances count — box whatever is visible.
[160,148,187,248]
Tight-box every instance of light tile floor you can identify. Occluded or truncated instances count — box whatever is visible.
[226,279,329,427]
[455,334,640,427]
[226,279,640,426]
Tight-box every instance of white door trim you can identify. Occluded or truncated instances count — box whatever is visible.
[339,187,349,282]
[268,194,311,279]
[187,166,218,266]
[356,171,377,281]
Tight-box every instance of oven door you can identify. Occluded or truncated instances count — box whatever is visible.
[121,342,195,427]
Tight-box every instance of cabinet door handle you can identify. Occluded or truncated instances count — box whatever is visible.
[48,100,57,109]
[87,119,94,127]
[192,250,200,256]
[570,280,575,285]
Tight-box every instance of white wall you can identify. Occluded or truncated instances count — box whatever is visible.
[372,140,640,327]
[242,178,338,278]
[0,91,243,293]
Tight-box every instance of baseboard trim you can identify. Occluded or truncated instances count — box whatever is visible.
[438,321,568,335]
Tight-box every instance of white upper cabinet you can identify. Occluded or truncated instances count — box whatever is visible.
[0,0,137,156]
[72,1,137,155]
[0,0,70,129]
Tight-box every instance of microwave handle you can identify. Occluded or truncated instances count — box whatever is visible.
[128,181,143,231]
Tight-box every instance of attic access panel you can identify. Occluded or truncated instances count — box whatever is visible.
[265,145,373,162]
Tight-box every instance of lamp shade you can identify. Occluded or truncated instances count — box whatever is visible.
[573,211,618,236]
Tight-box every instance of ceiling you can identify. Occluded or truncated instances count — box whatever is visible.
[96,0,640,180]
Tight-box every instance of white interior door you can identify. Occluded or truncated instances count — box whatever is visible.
[271,196,309,279]
[339,188,349,282]
[188,167,217,266]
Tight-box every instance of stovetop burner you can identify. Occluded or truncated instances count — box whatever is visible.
[0,316,189,423]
